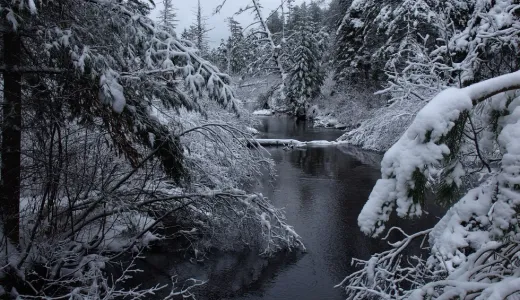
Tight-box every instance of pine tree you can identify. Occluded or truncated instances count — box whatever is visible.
[212,38,229,71]
[339,1,520,297]
[179,1,210,57]
[158,0,177,33]
[287,5,325,115]
[181,28,193,41]
[308,1,323,27]
[333,0,439,83]
[333,0,377,83]
[192,0,210,57]
[287,4,302,30]
[226,18,248,74]
[267,11,284,34]
[324,0,348,31]
[286,0,296,29]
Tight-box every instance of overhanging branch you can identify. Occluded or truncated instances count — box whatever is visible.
[464,70,520,104]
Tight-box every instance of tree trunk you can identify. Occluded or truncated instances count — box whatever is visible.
[2,31,22,244]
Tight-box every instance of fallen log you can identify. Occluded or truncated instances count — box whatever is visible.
[251,139,348,148]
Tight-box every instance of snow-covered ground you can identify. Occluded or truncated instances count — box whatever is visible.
[309,75,399,150]
[336,98,424,152]
[314,115,348,130]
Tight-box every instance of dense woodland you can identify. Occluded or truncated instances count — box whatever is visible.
[1,0,520,299]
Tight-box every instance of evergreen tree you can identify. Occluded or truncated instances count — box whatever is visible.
[308,1,323,27]
[286,0,296,29]
[287,7,325,113]
[158,0,177,32]
[333,0,378,83]
[324,0,348,31]
[287,4,302,30]
[181,0,210,56]
[338,1,520,297]
[267,11,284,34]
[0,0,238,245]
[333,0,439,83]
[181,27,194,41]
[192,0,210,57]
[227,18,247,74]
[213,38,229,71]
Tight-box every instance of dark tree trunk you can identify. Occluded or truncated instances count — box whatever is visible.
[2,31,22,244]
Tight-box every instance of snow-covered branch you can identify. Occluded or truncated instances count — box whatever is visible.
[358,70,520,237]
[337,228,434,299]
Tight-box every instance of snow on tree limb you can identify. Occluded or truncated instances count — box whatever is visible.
[35,0,241,114]
[250,0,287,94]
[465,71,520,104]
[359,70,520,237]
[337,228,434,299]
[340,1,520,298]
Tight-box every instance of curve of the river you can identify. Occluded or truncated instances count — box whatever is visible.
[130,116,443,300]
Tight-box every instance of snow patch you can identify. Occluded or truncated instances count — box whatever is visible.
[252,109,274,116]
[99,70,126,113]
[246,127,259,135]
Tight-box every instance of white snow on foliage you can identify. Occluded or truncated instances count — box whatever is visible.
[99,69,126,113]
[343,71,520,299]
[428,186,493,271]
[428,93,520,263]
[357,70,520,277]
[358,88,473,236]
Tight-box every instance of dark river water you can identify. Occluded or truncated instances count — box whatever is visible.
[131,116,443,300]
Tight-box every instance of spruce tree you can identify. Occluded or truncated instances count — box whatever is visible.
[324,0,348,31]
[158,0,177,33]
[180,0,210,57]
[287,5,325,115]
[181,28,194,41]
[308,1,324,27]
[333,0,376,83]
[333,0,439,83]
[0,0,238,245]
[192,0,210,57]
[267,11,284,34]
[226,18,247,74]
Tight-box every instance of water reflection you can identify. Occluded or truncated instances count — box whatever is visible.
[127,116,443,300]
[236,145,383,300]
[233,117,443,300]
[256,116,343,142]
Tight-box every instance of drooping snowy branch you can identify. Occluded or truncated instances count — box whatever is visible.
[337,228,434,300]
[359,70,520,237]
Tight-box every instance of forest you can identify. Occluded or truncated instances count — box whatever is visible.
[1,0,520,299]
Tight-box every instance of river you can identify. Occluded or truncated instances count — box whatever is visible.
[131,115,443,299]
